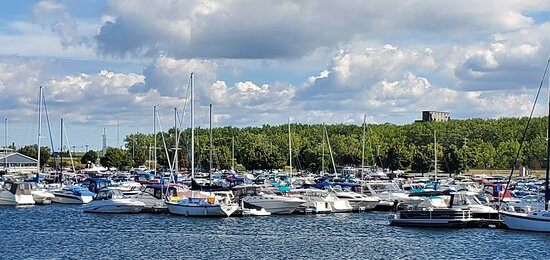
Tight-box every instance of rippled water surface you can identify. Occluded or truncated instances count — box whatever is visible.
[1,204,549,259]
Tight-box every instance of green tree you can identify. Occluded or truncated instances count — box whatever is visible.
[411,145,432,174]
[80,150,98,165]
[442,144,467,174]
[100,147,133,170]
[18,145,51,167]
[381,145,409,171]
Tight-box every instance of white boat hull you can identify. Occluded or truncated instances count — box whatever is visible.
[500,211,550,232]
[84,199,145,213]
[52,193,94,204]
[32,190,55,205]
[0,192,35,206]
[347,199,379,211]
[167,202,238,217]
[243,199,304,214]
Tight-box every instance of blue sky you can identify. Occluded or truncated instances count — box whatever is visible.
[1,0,550,152]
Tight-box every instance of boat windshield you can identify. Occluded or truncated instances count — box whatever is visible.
[96,189,125,200]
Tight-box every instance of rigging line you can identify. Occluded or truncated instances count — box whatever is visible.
[499,57,550,210]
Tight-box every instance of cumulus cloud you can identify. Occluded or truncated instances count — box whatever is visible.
[94,0,549,59]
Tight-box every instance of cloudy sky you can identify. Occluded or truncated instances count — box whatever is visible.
[1,0,550,150]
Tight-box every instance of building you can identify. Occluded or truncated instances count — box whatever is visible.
[417,111,450,122]
[0,148,38,175]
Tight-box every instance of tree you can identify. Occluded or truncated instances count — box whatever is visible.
[100,147,133,170]
[18,145,51,167]
[442,144,467,174]
[381,145,409,171]
[80,150,98,165]
[411,146,432,174]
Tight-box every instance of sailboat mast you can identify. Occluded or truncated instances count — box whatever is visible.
[4,118,7,171]
[361,115,366,194]
[321,124,324,174]
[191,72,195,179]
[153,105,157,176]
[37,86,43,174]
[231,136,235,170]
[288,117,292,184]
[209,104,213,186]
[545,69,550,211]
[60,118,63,183]
[434,130,437,182]
[174,107,178,174]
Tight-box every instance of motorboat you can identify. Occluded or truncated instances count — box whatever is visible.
[166,190,238,217]
[0,181,35,206]
[130,184,189,212]
[324,193,353,212]
[29,182,55,204]
[51,185,95,204]
[291,189,332,214]
[84,189,145,213]
[363,181,424,210]
[241,185,306,215]
[326,186,380,211]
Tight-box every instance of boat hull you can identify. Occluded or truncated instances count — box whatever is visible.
[348,199,379,211]
[84,200,145,213]
[0,193,35,206]
[389,218,471,228]
[500,211,550,232]
[243,199,304,215]
[166,202,238,217]
[52,193,94,204]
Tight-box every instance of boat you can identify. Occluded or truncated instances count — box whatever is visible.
[499,58,550,232]
[242,186,306,215]
[0,181,35,206]
[51,185,95,204]
[83,189,145,213]
[29,182,55,204]
[326,186,380,211]
[291,188,332,214]
[166,190,238,217]
[389,190,476,228]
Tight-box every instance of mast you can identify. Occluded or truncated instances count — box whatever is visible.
[191,72,195,179]
[288,117,292,185]
[174,107,178,174]
[321,124,324,174]
[153,105,157,177]
[546,69,550,211]
[361,115,366,194]
[4,118,7,171]
[434,130,437,182]
[324,125,337,177]
[37,86,43,174]
[209,104,213,186]
[231,136,235,170]
[60,118,63,183]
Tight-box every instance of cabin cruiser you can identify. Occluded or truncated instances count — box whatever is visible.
[130,184,188,212]
[0,181,35,206]
[326,186,380,211]
[80,163,109,177]
[363,181,423,210]
[84,189,145,213]
[291,189,332,214]
[240,186,305,215]
[29,182,55,204]
[51,185,95,204]
[389,190,476,228]
[166,190,238,217]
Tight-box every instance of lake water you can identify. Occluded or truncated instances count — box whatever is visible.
[1,204,549,259]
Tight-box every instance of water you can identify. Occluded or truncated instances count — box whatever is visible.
[1,205,549,259]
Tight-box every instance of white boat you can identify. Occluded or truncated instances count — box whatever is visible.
[327,186,380,211]
[243,191,306,215]
[29,182,55,204]
[84,189,145,213]
[363,181,423,210]
[0,181,35,206]
[291,189,332,214]
[167,193,238,217]
[324,193,353,212]
[52,185,95,204]
[500,210,550,232]
[241,207,271,216]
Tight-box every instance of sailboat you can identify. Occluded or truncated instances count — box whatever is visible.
[500,58,550,232]
[166,74,238,217]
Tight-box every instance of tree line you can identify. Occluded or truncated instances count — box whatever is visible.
[14,117,547,172]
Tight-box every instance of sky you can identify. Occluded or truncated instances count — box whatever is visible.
[1,0,550,151]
